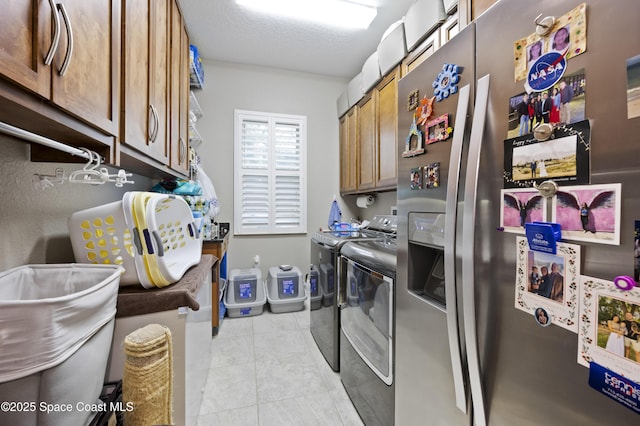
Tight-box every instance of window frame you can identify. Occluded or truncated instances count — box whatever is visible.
[233,109,307,235]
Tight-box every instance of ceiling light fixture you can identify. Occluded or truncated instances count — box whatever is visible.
[236,0,377,29]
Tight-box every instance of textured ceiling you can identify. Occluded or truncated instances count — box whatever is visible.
[177,0,417,79]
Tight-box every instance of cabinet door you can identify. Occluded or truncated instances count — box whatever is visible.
[148,0,170,163]
[122,0,150,152]
[357,93,376,191]
[169,0,189,174]
[0,0,51,98]
[179,25,190,171]
[401,32,440,77]
[339,109,358,194]
[122,0,169,164]
[51,0,120,136]
[440,11,460,44]
[376,68,399,189]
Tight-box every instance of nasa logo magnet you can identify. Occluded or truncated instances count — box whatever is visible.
[525,51,568,93]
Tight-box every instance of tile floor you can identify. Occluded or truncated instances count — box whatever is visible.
[196,300,364,425]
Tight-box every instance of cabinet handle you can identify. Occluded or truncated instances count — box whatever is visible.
[149,104,159,143]
[57,2,74,76]
[43,0,61,66]
[152,105,160,142]
[148,105,156,143]
[179,137,186,164]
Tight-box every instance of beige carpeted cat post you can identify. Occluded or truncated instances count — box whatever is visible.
[122,323,173,425]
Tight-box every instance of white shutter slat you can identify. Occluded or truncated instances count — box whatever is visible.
[275,121,301,170]
[241,119,269,169]
[241,174,269,228]
[275,175,301,227]
[235,110,306,234]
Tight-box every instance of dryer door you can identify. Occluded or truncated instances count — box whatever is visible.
[341,257,394,385]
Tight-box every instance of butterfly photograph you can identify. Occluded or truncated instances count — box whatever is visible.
[500,188,548,234]
[552,183,622,244]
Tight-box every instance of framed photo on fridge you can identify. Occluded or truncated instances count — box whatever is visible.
[514,236,581,332]
[551,183,622,245]
[503,119,591,189]
[500,188,547,233]
[578,275,640,383]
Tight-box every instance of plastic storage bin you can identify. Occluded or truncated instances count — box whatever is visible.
[69,191,202,288]
[377,20,407,75]
[347,72,364,107]
[403,0,447,51]
[189,44,205,88]
[362,51,382,92]
[266,265,306,313]
[225,268,266,317]
[0,264,122,426]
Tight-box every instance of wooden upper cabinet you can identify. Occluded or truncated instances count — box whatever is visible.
[149,0,169,162]
[401,31,440,78]
[357,92,376,191]
[339,108,358,194]
[51,0,120,136]
[339,66,399,195]
[121,0,169,164]
[0,1,51,98]
[376,67,399,190]
[0,0,120,137]
[169,0,190,174]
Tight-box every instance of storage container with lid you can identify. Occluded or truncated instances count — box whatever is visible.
[224,268,266,317]
[266,265,306,313]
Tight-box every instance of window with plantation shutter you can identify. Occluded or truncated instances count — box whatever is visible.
[234,110,307,235]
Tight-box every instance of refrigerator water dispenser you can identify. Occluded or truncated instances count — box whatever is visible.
[408,212,447,308]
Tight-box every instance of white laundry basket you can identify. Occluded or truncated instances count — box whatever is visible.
[123,191,203,288]
[69,192,202,288]
[0,264,122,426]
[68,199,139,284]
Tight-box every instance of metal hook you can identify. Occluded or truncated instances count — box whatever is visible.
[534,14,548,28]
[533,123,554,141]
[534,14,556,36]
[533,180,558,198]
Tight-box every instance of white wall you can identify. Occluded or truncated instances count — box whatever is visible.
[355,191,397,220]
[195,60,358,276]
[0,135,153,271]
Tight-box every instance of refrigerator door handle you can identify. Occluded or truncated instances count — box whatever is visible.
[462,74,491,426]
[444,83,471,414]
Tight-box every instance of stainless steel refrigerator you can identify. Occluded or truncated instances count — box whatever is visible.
[395,0,640,424]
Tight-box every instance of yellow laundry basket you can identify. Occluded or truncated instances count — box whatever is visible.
[69,191,202,288]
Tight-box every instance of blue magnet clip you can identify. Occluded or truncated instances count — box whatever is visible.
[525,222,562,254]
[613,276,637,291]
